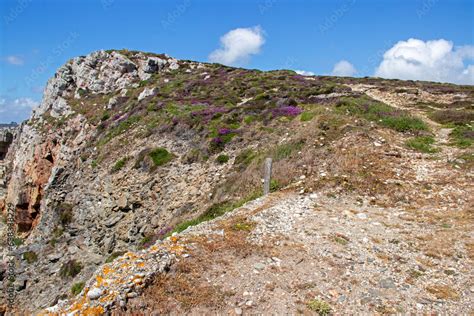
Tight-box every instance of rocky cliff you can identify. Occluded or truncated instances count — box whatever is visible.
[0,50,472,314]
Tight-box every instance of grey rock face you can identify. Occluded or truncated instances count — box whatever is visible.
[0,50,223,313]
[33,50,176,121]
[137,87,158,101]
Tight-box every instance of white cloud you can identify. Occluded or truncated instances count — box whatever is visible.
[331,60,357,76]
[375,38,474,85]
[209,26,265,66]
[5,55,24,65]
[295,70,315,76]
[0,97,39,123]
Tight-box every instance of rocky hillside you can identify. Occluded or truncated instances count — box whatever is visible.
[0,50,472,314]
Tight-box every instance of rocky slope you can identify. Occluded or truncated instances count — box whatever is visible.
[0,50,472,314]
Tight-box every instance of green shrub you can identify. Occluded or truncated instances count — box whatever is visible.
[23,251,38,264]
[105,251,127,263]
[270,179,280,192]
[300,112,315,122]
[59,260,82,278]
[111,157,128,172]
[77,88,86,96]
[170,190,262,235]
[13,237,23,246]
[254,93,270,101]
[243,115,257,124]
[307,299,331,315]
[149,148,173,166]
[273,140,304,161]
[139,235,152,246]
[234,149,256,168]
[381,115,427,132]
[450,126,473,148]
[405,136,439,153]
[139,79,149,87]
[71,282,85,296]
[216,154,229,164]
[98,115,141,146]
[101,112,110,121]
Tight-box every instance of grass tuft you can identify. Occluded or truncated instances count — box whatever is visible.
[450,126,473,148]
[215,154,229,164]
[307,299,331,315]
[300,111,315,122]
[71,282,85,296]
[170,191,262,235]
[23,251,38,264]
[149,148,174,166]
[111,157,128,172]
[405,136,439,153]
[59,260,83,279]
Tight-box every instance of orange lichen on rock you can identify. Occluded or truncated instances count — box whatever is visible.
[102,265,113,275]
[80,305,105,316]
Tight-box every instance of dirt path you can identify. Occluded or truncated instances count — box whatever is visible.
[126,191,473,314]
[348,84,468,169]
[349,84,454,146]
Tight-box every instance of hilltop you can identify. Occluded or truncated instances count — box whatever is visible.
[0,50,472,314]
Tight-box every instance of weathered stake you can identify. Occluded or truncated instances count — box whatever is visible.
[263,157,273,195]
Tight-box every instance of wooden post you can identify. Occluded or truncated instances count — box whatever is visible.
[263,157,272,195]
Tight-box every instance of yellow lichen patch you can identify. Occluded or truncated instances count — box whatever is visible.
[95,275,108,287]
[68,294,88,311]
[102,265,113,276]
[126,252,138,260]
[81,305,105,316]
[137,262,145,268]
[99,292,117,303]
[120,263,130,270]
[170,236,179,243]
[169,244,184,254]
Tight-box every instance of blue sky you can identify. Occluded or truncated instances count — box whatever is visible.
[0,0,473,123]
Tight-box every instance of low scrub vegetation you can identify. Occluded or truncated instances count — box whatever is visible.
[23,251,38,264]
[336,96,428,132]
[307,298,331,315]
[430,109,474,125]
[215,154,229,164]
[59,260,82,278]
[450,126,473,148]
[134,147,174,171]
[272,140,305,161]
[300,111,315,122]
[13,237,23,246]
[170,190,262,236]
[405,136,439,153]
[111,157,128,172]
[71,282,85,296]
[234,149,256,168]
[149,147,174,166]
